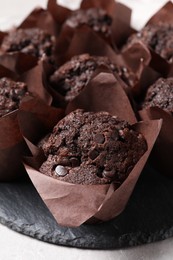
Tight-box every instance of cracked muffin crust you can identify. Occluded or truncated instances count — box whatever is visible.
[1,28,55,59]
[39,109,147,185]
[0,77,29,117]
[65,8,112,38]
[50,54,137,101]
[142,77,173,113]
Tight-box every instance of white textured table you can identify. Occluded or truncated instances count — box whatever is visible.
[1,0,173,259]
[1,223,173,260]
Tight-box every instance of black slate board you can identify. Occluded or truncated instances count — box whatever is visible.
[1,165,173,249]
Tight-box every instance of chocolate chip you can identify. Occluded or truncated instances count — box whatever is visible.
[110,130,119,140]
[70,157,80,167]
[55,165,68,176]
[102,170,115,179]
[89,149,99,160]
[96,167,104,178]
[59,157,70,166]
[94,133,105,144]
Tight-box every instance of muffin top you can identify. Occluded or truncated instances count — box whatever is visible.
[1,28,55,59]
[50,54,137,102]
[39,109,147,185]
[65,8,112,38]
[0,77,29,117]
[124,23,173,62]
[142,77,173,113]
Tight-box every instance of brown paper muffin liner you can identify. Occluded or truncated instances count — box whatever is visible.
[1,57,53,105]
[66,71,137,125]
[122,1,173,90]
[146,1,173,25]
[0,94,63,182]
[18,70,162,227]
[0,53,38,75]
[0,5,59,73]
[126,3,173,166]
[55,25,117,65]
[23,115,161,227]
[51,26,152,103]
[128,2,173,176]
[19,6,57,36]
[19,59,67,108]
[80,0,132,49]
[32,29,151,110]
[56,24,144,70]
[20,69,137,127]
[20,59,53,105]
[147,1,173,77]
[140,107,173,177]
[47,0,72,32]
[0,110,30,181]
[80,0,133,48]
[123,43,171,98]
[48,0,132,52]
[25,58,138,119]
[0,56,58,181]
[0,63,17,79]
[18,96,64,143]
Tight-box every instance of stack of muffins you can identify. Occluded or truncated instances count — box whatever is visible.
[0,0,172,227]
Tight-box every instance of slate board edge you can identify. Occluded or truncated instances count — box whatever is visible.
[1,214,173,249]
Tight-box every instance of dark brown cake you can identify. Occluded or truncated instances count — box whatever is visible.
[50,54,137,101]
[39,110,147,185]
[0,77,29,117]
[65,8,112,38]
[1,28,55,59]
[142,77,173,113]
[124,23,173,62]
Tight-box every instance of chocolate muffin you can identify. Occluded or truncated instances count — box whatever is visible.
[124,23,173,62]
[39,110,147,185]
[50,54,137,101]
[0,77,29,117]
[142,77,173,113]
[1,28,55,59]
[65,8,112,38]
